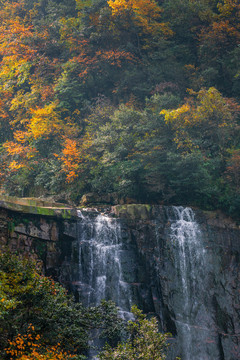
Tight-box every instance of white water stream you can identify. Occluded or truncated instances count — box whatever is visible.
[169,206,207,360]
[76,210,133,316]
[74,206,214,360]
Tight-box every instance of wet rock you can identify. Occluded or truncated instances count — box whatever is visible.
[0,200,239,360]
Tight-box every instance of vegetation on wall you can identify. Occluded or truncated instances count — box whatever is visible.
[0,0,239,218]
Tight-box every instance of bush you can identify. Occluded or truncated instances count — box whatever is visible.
[0,251,123,359]
[99,305,171,360]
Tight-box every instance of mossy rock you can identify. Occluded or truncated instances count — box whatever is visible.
[114,204,152,220]
[0,196,77,219]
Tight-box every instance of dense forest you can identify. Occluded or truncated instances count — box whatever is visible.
[0,0,239,218]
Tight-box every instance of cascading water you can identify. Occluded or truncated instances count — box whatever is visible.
[170,207,204,310]
[69,206,223,360]
[75,210,133,317]
[167,206,215,360]
[73,210,135,359]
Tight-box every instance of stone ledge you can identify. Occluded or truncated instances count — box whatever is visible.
[113,204,152,220]
[0,196,77,219]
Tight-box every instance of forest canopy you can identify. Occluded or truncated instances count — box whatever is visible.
[0,0,239,218]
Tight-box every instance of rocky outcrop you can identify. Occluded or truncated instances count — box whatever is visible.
[0,196,79,277]
[0,195,77,217]
[113,205,240,360]
[0,199,239,360]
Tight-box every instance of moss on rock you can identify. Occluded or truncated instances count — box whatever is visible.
[0,196,77,219]
[114,204,152,220]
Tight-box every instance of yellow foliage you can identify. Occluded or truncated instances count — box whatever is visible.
[28,103,63,139]
[9,161,24,171]
[108,0,162,19]
[217,0,240,19]
[160,104,191,124]
[160,87,236,152]
[108,0,173,38]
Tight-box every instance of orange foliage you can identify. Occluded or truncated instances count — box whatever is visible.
[3,141,26,157]
[68,38,135,80]
[5,325,76,360]
[0,0,57,140]
[60,133,93,183]
[61,138,82,183]
[200,20,240,51]
[0,0,48,64]
[3,131,37,172]
[199,0,240,55]
[13,131,29,144]
[96,49,136,67]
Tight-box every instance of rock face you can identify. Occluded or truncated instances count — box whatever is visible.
[114,205,240,360]
[0,200,239,360]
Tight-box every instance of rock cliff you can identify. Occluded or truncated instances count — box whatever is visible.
[0,199,239,359]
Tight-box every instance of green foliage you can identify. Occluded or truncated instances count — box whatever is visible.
[99,305,171,360]
[0,251,123,359]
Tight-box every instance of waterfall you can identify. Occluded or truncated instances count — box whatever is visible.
[73,210,135,359]
[75,210,133,318]
[167,206,213,360]
[70,206,220,360]
[169,207,204,311]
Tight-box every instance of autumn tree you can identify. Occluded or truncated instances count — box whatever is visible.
[198,0,240,95]
[0,251,123,359]
[108,0,173,50]
[161,87,239,156]
[0,0,82,194]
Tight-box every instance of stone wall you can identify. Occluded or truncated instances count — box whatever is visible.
[0,204,77,278]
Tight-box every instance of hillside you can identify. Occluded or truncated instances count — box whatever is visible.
[0,0,239,219]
